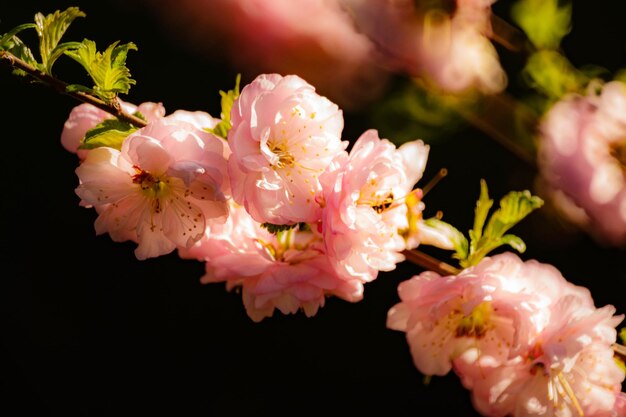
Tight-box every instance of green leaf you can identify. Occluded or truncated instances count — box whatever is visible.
[66,83,96,95]
[34,7,85,73]
[0,22,36,49]
[483,190,544,239]
[79,118,137,150]
[499,234,527,253]
[64,39,137,102]
[368,78,467,145]
[620,328,626,345]
[522,50,587,100]
[469,179,493,255]
[0,24,38,70]
[511,0,572,50]
[207,74,241,139]
[422,218,469,261]
[461,186,543,267]
[47,41,83,73]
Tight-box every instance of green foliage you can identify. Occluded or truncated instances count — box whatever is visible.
[621,328,626,345]
[417,180,542,268]
[368,78,468,145]
[522,50,587,101]
[208,74,241,139]
[64,39,137,102]
[460,180,544,268]
[0,24,38,73]
[79,118,138,150]
[34,7,85,73]
[422,218,469,261]
[511,0,572,50]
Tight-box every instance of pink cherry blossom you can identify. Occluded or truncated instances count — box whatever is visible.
[180,202,364,322]
[538,80,626,247]
[75,118,229,260]
[61,101,166,158]
[470,296,624,417]
[228,73,347,225]
[320,129,429,283]
[386,253,594,380]
[341,0,506,94]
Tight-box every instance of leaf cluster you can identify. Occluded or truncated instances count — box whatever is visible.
[0,7,137,103]
[424,180,544,268]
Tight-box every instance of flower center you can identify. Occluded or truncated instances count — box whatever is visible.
[455,302,493,338]
[610,139,626,171]
[270,142,295,168]
[371,192,395,214]
[131,167,172,213]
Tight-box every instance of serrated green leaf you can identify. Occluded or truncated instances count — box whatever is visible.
[207,74,241,139]
[47,41,83,73]
[499,234,527,253]
[0,24,38,69]
[422,218,469,260]
[66,83,95,95]
[79,118,137,150]
[511,0,571,50]
[34,7,85,73]
[461,181,543,268]
[470,179,493,254]
[0,23,36,48]
[483,190,544,239]
[64,39,137,102]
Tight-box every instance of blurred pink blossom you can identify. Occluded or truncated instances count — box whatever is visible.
[75,118,229,260]
[144,0,505,109]
[538,80,626,247]
[180,201,364,322]
[320,129,429,282]
[228,73,347,225]
[342,0,507,95]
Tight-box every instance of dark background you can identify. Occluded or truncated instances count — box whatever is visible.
[1,1,626,416]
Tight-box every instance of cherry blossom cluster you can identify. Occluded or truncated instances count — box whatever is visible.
[62,73,433,321]
[388,252,626,417]
[55,64,626,417]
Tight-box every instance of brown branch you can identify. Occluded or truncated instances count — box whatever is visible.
[402,249,461,276]
[0,50,147,128]
[489,14,532,54]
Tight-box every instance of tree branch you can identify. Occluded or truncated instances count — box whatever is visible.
[402,249,461,276]
[0,50,147,128]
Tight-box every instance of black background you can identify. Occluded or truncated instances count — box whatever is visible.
[2,1,626,416]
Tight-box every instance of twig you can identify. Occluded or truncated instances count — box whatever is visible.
[613,343,626,359]
[489,14,532,54]
[0,50,147,128]
[402,249,461,276]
